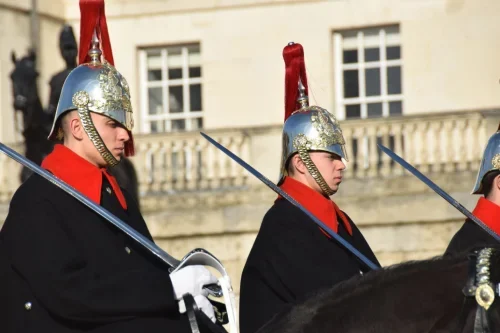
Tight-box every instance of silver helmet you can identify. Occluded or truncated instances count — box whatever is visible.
[279,42,348,196]
[472,128,500,194]
[48,0,134,166]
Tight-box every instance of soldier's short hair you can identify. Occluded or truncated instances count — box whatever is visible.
[482,170,500,197]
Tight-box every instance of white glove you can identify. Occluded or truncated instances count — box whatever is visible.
[170,265,218,300]
[178,294,216,323]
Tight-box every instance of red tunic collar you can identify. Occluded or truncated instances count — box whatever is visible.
[41,144,127,210]
[278,176,352,236]
[472,197,500,236]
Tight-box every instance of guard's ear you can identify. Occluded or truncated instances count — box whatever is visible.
[290,154,307,175]
[67,112,84,141]
[495,174,500,193]
[11,50,16,64]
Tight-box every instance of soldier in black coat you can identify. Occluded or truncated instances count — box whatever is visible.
[0,144,217,332]
[239,42,380,333]
[0,3,218,330]
[445,129,500,255]
[240,190,379,333]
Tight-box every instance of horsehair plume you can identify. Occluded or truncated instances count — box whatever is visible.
[78,0,114,65]
[283,42,309,122]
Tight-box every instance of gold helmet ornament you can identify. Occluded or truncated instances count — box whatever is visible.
[278,42,348,196]
[48,0,134,167]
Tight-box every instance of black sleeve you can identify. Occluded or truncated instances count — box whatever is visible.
[5,195,178,324]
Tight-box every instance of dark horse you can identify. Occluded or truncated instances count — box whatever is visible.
[9,47,140,207]
[9,50,53,183]
[257,248,500,333]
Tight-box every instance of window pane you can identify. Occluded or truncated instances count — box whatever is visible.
[192,118,203,130]
[364,48,379,62]
[386,46,401,60]
[363,29,380,47]
[190,84,202,111]
[346,104,361,118]
[148,70,162,81]
[169,68,182,80]
[387,66,402,95]
[148,88,162,115]
[343,70,359,98]
[168,48,182,80]
[365,68,381,96]
[385,26,400,45]
[171,119,185,132]
[189,67,201,78]
[343,50,358,64]
[147,51,161,69]
[367,103,382,118]
[169,86,183,113]
[150,120,163,133]
[188,45,201,66]
[389,101,403,115]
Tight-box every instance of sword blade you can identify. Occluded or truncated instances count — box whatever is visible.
[200,132,380,271]
[378,144,500,242]
[0,143,181,267]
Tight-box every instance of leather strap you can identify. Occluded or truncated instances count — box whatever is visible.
[474,306,491,333]
[183,294,201,333]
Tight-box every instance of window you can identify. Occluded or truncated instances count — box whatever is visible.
[334,26,403,120]
[139,44,203,133]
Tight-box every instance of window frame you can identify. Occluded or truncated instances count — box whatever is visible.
[139,44,203,134]
[333,25,403,120]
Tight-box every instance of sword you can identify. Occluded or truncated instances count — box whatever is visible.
[200,132,380,271]
[0,142,226,298]
[377,144,500,242]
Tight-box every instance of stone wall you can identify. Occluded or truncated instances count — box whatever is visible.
[140,169,479,296]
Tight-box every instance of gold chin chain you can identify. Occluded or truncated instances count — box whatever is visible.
[297,147,335,196]
[73,91,119,167]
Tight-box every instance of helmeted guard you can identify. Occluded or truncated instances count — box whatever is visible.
[0,1,219,332]
[446,124,500,254]
[239,42,380,333]
[47,1,135,167]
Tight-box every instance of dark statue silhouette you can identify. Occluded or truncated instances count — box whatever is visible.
[9,25,140,207]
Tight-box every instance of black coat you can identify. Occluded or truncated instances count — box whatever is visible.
[445,220,500,255]
[0,174,194,332]
[239,199,380,333]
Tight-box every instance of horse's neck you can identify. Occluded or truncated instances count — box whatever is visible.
[23,86,46,129]
[337,262,468,333]
[25,92,42,115]
[266,259,470,333]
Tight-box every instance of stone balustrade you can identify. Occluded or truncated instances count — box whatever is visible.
[341,110,498,179]
[0,110,498,203]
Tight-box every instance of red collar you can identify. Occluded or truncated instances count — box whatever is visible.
[278,176,352,236]
[41,144,127,210]
[472,197,500,235]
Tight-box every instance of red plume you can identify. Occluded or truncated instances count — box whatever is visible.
[283,43,309,122]
[79,0,114,65]
[78,0,135,157]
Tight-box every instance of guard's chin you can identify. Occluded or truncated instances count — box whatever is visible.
[330,185,339,195]
[112,151,124,160]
